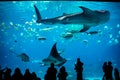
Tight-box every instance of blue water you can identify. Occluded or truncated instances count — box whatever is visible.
[0,1,120,80]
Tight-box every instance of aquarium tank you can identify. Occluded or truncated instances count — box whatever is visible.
[0,1,120,80]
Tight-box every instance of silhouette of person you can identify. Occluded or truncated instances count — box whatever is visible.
[102,62,108,80]
[44,69,49,80]
[31,72,41,80]
[57,66,68,80]
[0,66,8,80]
[0,66,2,80]
[114,68,119,80]
[102,61,114,80]
[74,58,83,80]
[31,72,37,80]
[107,61,113,80]
[44,63,57,80]
[3,68,12,80]
[23,69,32,80]
[37,77,41,80]
[12,67,23,80]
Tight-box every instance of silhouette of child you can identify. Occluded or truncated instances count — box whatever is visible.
[57,66,68,80]
[114,68,119,80]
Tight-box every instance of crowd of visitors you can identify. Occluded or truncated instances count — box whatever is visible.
[0,58,120,80]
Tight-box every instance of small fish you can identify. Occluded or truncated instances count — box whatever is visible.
[82,40,88,45]
[14,40,17,43]
[86,31,100,35]
[58,50,65,55]
[42,27,53,31]
[61,32,73,39]
[37,37,46,40]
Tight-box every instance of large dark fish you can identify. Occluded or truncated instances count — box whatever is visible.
[34,5,110,32]
[16,53,30,62]
[9,49,30,62]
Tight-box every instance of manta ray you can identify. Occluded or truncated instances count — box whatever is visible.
[41,43,67,66]
[34,5,110,32]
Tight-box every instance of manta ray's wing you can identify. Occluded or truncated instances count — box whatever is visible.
[48,43,64,61]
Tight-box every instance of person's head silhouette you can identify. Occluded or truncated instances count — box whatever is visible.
[108,61,112,65]
[77,58,80,62]
[51,63,54,68]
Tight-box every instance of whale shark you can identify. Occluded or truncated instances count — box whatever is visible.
[34,5,110,32]
[40,43,66,66]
